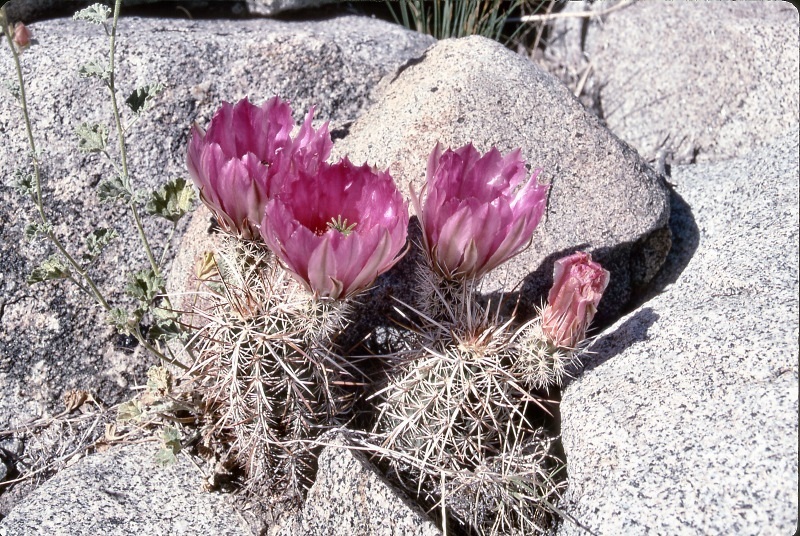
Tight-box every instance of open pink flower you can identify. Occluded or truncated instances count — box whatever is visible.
[186,97,331,239]
[540,252,610,348]
[411,142,549,280]
[260,158,409,299]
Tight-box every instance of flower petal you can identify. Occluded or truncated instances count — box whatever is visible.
[187,97,333,239]
[260,158,408,299]
[541,252,610,347]
[419,142,548,280]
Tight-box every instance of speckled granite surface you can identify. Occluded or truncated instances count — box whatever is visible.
[545,1,799,164]
[0,443,251,535]
[271,435,441,536]
[559,128,799,535]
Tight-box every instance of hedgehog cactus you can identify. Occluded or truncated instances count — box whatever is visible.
[373,292,563,534]
[183,98,609,534]
[376,305,520,469]
[192,236,354,498]
[444,431,565,535]
[186,97,411,500]
[379,144,552,478]
[371,144,610,535]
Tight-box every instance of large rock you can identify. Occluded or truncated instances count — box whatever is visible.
[0,443,251,535]
[271,434,441,536]
[0,434,442,535]
[2,0,335,22]
[543,1,800,164]
[0,11,433,449]
[332,36,671,323]
[558,129,799,534]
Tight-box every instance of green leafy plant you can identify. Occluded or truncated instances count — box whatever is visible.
[1,1,194,369]
[154,426,182,466]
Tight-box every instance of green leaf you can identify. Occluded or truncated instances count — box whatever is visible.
[146,366,173,396]
[132,188,150,206]
[152,307,179,323]
[76,122,108,153]
[27,255,71,285]
[147,399,184,415]
[125,269,164,304]
[23,221,52,241]
[154,426,182,466]
[23,223,38,241]
[73,4,112,24]
[145,178,196,223]
[83,228,118,261]
[125,83,164,116]
[117,399,143,422]
[150,307,185,341]
[149,322,185,342]
[153,447,178,467]
[107,307,138,336]
[162,426,181,452]
[12,169,35,198]
[78,59,111,82]
[97,176,131,203]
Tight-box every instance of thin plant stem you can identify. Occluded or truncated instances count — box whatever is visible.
[107,0,159,279]
[106,1,175,314]
[1,11,186,370]
[400,0,411,31]
[105,0,182,367]
[1,17,112,312]
[433,0,440,41]
[159,222,177,268]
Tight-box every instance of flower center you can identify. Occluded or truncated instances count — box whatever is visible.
[326,215,357,236]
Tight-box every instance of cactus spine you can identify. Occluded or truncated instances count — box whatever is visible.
[191,236,353,500]
[372,268,566,534]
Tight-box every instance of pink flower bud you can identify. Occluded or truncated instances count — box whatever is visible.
[540,252,610,348]
[411,142,548,281]
[13,22,30,49]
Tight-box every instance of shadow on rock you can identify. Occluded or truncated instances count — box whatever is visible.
[511,185,698,336]
[630,187,699,308]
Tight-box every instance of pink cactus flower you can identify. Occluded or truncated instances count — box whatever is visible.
[186,97,331,240]
[411,142,549,280]
[13,22,31,49]
[260,158,409,299]
[540,252,610,348]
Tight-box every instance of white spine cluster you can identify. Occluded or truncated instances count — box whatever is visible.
[190,236,353,500]
[372,269,570,535]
